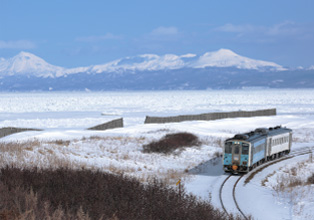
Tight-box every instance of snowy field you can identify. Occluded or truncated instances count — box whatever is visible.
[1,89,314,219]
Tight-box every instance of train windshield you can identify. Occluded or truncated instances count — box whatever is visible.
[225,142,232,153]
[234,145,240,154]
[242,143,249,155]
[225,142,249,155]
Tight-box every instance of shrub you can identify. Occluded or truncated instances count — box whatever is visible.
[0,166,230,220]
[307,173,314,184]
[143,132,200,154]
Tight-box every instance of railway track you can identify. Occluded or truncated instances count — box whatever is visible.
[219,174,248,219]
[219,147,313,219]
[245,148,313,184]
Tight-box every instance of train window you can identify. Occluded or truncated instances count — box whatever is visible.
[234,145,240,154]
[225,143,232,153]
[242,146,249,155]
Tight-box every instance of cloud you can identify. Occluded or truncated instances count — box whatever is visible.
[266,21,301,36]
[150,26,179,37]
[215,21,311,37]
[76,33,122,42]
[214,21,314,45]
[215,23,261,33]
[0,40,36,49]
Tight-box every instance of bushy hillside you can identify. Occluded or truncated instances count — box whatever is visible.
[0,167,233,220]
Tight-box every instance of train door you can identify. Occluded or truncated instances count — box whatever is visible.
[232,143,240,164]
[267,137,272,161]
[289,132,292,151]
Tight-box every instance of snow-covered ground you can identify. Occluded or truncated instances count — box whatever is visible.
[1,89,314,219]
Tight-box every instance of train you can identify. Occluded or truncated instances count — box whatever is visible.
[223,126,293,173]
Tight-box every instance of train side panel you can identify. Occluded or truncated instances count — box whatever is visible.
[268,133,291,156]
[251,139,266,165]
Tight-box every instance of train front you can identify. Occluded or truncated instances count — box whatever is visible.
[223,140,250,173]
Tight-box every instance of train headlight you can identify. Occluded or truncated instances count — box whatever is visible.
[232,165,238,171]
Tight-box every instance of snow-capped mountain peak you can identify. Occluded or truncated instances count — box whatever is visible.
[91,53,187,73]
[308,65,314,70]
[0,49,287,78]
[211,48,238,57]
[0,51,65,77]
[192,48,286,70]
[16,51,37,59]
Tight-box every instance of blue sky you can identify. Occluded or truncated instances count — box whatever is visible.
[1,0,314,68]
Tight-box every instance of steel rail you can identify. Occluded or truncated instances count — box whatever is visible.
[233,175,248,220]
[245,148,313,184]
[219,174,248,219]
[219,147,313,219]
[219,174,232,216]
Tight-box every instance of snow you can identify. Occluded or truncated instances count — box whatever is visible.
[308,65,314,70]
[0,51,65,77]
[91,54,186,72]
[192,48,286,70]
[0,49,286,78]
[239,154,314,220]
[1,89,314,219]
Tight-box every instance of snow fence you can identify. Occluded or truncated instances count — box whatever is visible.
[0,127,42,139]
[144,108,276,124]
[87,118,124,130]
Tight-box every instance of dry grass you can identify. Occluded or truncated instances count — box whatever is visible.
[292,129,314,143]
[143,132,201,154]
[0,131,225,188]
[0,140,91,171]
[263,158,313,192]
[201,136,225,149]
[0,181,92,220]
[307,173,314,184]
[260,157,314,218]
[261,171,276,187]
[0,167,229,220]
[0,135,195,185]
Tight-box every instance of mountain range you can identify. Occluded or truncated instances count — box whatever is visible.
[0,49,313,91]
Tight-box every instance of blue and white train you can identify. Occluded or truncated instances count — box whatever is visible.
[223,126,293,173]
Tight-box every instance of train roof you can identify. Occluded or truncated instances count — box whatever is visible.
[226,126,292,143]
[267,127,292,137]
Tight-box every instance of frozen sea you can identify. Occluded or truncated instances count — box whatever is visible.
[1,89,314,130]
[1,89,314,220]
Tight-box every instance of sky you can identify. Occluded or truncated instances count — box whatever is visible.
[0,0,314,68]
